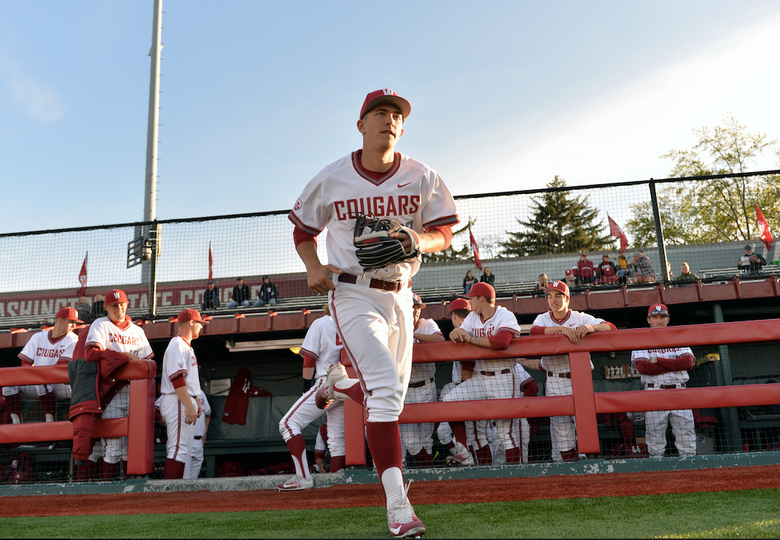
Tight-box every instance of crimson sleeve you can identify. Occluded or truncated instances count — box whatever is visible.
[656,353,695,371]
[20,358,33,367]
[487,329,515,349]
[171,374,186,389]
[426,225,453,250]
[302,353,316,369]
[85,345,127,364]
[529,326,546,335]
[521,378,539,397]
[293,225,318,248]
[634,359,673,375]
[604,322,617,331]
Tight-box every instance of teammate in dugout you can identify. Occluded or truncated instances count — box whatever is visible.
[289,88,458,538]
[2,307,82,424]
[277,304,345,492]
[631,304,696,458]
[85,289,154,479]
[400,293,444,468]
[159,308,209,479]
[519,280,615,462]
[445,282,524,466]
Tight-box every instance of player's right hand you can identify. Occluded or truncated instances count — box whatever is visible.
[306,263,342,294]
[558,326,581,344]
[184,405,197,425]
[449,328,470,342]
[123,352,140,361]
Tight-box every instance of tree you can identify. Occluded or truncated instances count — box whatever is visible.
[627,114,780,244]
[499,176,614,257]
[421,217,475,264]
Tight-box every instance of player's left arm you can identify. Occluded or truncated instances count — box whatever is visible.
[655,351,695,371]
[466,329,516,349]
[414,331,445,343]
[575,320,616,339]
[392,225,452,253]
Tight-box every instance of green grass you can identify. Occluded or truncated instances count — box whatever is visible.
[3,489,780,538]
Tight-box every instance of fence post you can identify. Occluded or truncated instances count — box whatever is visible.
[711,303,742,452]
[148,221,161,319]
[649,179,670,282]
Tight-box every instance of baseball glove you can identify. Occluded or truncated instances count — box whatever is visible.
[353,214,420,271]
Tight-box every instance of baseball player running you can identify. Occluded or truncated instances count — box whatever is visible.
[2,307,82,423]
[631,304,696,458]
[277,305,346,491]
[159,309,209,479]
[445,282,524,466]
[400,294,444,468]
[520,280,614,462]
[289,89,458,537]
[85,289,154,479]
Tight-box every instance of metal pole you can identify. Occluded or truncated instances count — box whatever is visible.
[142,0,163,285]
[649,179,670,282]
[712,303,741,453]
[148,222,160,319]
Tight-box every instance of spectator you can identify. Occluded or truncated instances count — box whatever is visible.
[202,280,220,310]
[533,274,549,298]
[226,277,251,309]
[563,270,578,293]
[90,294,106,322]
[676,263,700,286]
[76,296,91,323]
[463,270,478,294]
[255,275,279,307]
[633,251,655,283]
[738,244,767,274]
[598,254,618,285]
[576,252,595,286]
[616,250,634,285]
[480,267,495,286]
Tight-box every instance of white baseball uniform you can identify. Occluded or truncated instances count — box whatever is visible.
[290,150,458,424]
[3,330,77,400]
[631,346,696,458]
[400,318,442,458]
[184,393,211,479]
[160,336,203,464]
[443,306,523,453]
[531,309,602,461]
[279,315,345,459]
[86,316,154,464]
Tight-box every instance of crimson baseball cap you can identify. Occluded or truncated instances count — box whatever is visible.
[467,282,495,299]
[56,307,83,323]
[581,252,588,256]
[648,304,670,317]
[546,280,570,297]
[176,308,211,325]
[359,89,411,120]
[105,289,129,306]
[449,298,471,312]
[412,294,426,308]
[565,269,573,275]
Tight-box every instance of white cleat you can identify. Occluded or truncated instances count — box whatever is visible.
[445,442,474,467]
[315,363,348,409]
[275,474,314,492]
[387,482,426,537]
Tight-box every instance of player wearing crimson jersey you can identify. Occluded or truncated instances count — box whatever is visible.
[289,89,458,537]
[400,294,444,468]
[2,307,82,424]
[85,289,154,479]
[631,304,696,458]
[521,280,615,462]
[445,283,524,466]
[159,309,209,479]
[277,305,346,491]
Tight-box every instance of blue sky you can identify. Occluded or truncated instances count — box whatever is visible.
[2,1,779,234]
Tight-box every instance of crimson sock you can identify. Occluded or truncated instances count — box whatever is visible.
[6,393,22,419]
[561,448,579,462]
[286,434,310,478]
[102,461,121,480]
[336,380,366,404]
[475,444,492,465]
[365,421,403,486]
[40,391,57,418]
[163,458,185,479]
[450,421,468,449]
[505,446,521,464]
[411,448,433,468]
[330,456,345,473]
[77,460,97,482]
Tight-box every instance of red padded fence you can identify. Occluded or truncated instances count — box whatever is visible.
[342,319,780,464]
[0,361,157,475]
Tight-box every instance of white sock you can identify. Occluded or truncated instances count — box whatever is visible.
[10,414,20,424]
[381,467,405,508]
[45,413,55,422]
[292,452,311,479]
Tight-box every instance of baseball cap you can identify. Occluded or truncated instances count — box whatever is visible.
[56,307,83,323]
[546,280,570,297]
[359,89,411,120]
[581,252,588,256]
[449,298,471,312]
[105,289,129,306]
[745,244,753,250]
[467,282,495,299]
[176,308,211,325]
[648,304,669,317]
[565,269,573,275]
[208,280,215,284]
[412,293,426,308]
[602,254,609,258]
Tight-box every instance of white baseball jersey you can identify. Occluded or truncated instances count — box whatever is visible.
[289,151,459,282]
[86,317,154,361]
[18,330,78,367]
[299,315,343,379]
[161,336,203,397]
[459,306,522,372]
[410,318,442,382]
[531,310,604,373]
[630,347,693,386]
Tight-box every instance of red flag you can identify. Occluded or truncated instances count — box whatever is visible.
[469,228,482,270]
[76,253,87,297]
[208,243,214,281]
[755,203,774,251]
[607,215,629,252]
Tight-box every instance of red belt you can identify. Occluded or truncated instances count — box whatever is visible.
[338,273,408,292]
[647,383,685,389]
[408,377,435,389]
[480,369,512,377]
